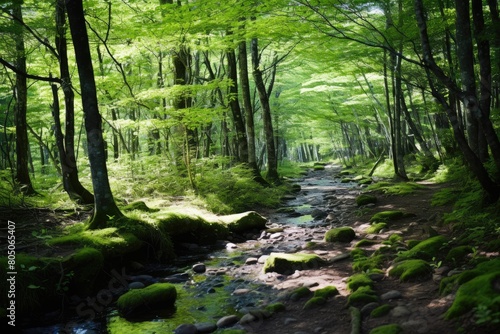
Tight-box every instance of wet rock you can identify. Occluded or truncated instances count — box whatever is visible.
[390,305,411,317]
[239,313,257,324]
[360,302,379,316]
[311,208,327,219]
[174,323,198,334]
[245,257,258,265]
[226,242,238,250]
[195,322,217,333]
[162,272,190,283]
[128,282,145,290]
[216,315,240,328]
[233,288,251,295]
[192,263,206,273]
[381,290,402,301]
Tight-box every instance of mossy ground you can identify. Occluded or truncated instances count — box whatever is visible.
[116,283,177,318]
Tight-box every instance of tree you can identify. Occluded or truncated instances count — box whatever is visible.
[65,0,123,228]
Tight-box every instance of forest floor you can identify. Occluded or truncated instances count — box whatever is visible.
[1,165,494,334]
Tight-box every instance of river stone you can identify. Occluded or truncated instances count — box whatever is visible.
[233,288,251,295]
[174,323,198,334]
[128,282,145,290]
[311,208,327,219]
[193,263,206,273]
[390,305,411,317]
[195,322,217,333]
[381,290,402,301]
[216,315,240,328]
[360,302,379,315]
[239,313,257,324]
[284,317,298,325]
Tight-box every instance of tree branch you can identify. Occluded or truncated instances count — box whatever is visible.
[0,57,62,83]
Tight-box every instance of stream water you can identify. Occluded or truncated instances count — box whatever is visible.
[20,165,362,334]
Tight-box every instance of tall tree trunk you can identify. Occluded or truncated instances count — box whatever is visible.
[13,3,35,195]
[251,38,279,183]
[55,0,93,204]
[65,0,123,228]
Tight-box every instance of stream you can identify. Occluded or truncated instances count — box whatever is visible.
[21,164,363,334]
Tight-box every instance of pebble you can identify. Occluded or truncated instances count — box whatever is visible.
[245,257,258,265]
[174,324,198,334]
[216,315,240,328]
[192,263,206,273]
[239,313,257,324]
[381,290,402,301]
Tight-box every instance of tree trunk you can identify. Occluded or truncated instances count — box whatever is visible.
[13,3,35,195]
[65,0,123,228]
[251,38,279,183]
[54,0,93,204]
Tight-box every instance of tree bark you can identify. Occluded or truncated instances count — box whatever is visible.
[65,0,123,228]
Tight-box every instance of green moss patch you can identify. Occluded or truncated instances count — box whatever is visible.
[63,247,104,296]
[355,239,379,247]
[347,285,379,306]
[388,259,432,282]
[122,201,159,212]
[313,286,339,299]
[289,286,312,301]
[369,323,403,334]
[303,296,327,309]
[157,213,228,245]
[370,210,406,223]
[356,194,377,206]
[440,259,500,295]
[371,304,392,318]
[445,271,500,319]
[396,235,448,262]
[325,227,356,243]
[116,283,177,319]
[265,302,286,313]
[346,273,374,292]
[218,211,267,234]
[445,245,474,263]
[367,181,425,195]
[365,222,387,234]
[263,253,325,275]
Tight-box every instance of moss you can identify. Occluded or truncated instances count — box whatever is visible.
[369,323,403,334]
[313,286,339,299]
[289,286,312,301]
[356,194,377,206]
[439,259,500,295]
[347,286,379,306]
[445,245,474,263]
[157,213,228,245]
[370,304,392,318]
[346,273,374,292]
[396,235,448,262]
[116,283,177,319]
[352,254,385,273]
[365,222,387,234]
[355,239,379,247]
[122,201,159,212]
[367,182,425,195]
[388,259,432,282]
[370,210,406,223]
[63,247,104,296]
[325,227,356,243]
[263,253,325,275]
[303,296,327,309]
[445,272,500,319]
[265,302,286,313]
[406,239,420,249]
[313,165,325,171]
[218,211,267,234]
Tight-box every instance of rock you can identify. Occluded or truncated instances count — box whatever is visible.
[355,194,377,206]
[192,263,206,273]
[116,283,176,319]
[162,272,190,283]
[174,323,198,334]
[381,290,402,301]
[324,227,356,243]
[284,317,298,325]
[226,243,238,250]
[195,322,217,333]
[239,313,257,324]
[263,252,326,275]
[258,255,269,264]
[401,319,429,333]
[303,296,327,309]
[216,315,240,328]
[329,253,351,262]
[128,282,145,290]
[390,305,411,317]
[311,208,327,219]
[233,288,251,295]
[360,302,379,316]
[245,257,258,265]
[218,211,267,234]
[388,259,432,281]
[302,280,319,288]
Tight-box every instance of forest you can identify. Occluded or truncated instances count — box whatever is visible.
[1,0,500,333]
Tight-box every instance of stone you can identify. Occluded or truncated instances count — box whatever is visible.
[192,263,206,273]
[245,257,258,265]
[258,255,269,264]
[233,288,251,295]
[128,282,145,290]
[116,283,177,319]
[174,323,198,334]
[381,290,402,301]
[263,252,326,275]
[226,243,238,250]
[216,315,240,328]
[360,302,379,316]
[195,322,217,333]
[390,305,411,317]
[324,227,356,243]
[329,253,351,262]
[284,317,298,325]
[311,208,327,219]
[239,313,257,324]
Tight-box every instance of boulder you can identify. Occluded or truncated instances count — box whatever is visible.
[263,252,325,275]
[218,211,267,234]
[324,227,356,243]
[116,283,177,319]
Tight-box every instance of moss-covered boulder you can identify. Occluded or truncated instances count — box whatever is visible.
[371,304,393,318]
[265,302,286,313]
[218,211,267,234]
[365,222,387,234]
[303,296,327,309]
[263,253,325,274]
[388,259,432,282]
[63,247,104,295]
[440,259,500,296]
[313,286,339,299]
[347,286,379,306]
[445,271,500,319]
[370,210,406,223]
[396,235,448,262]
[356,194,377,206]
[116,283,177,319]
[289,286,312,301]
[325,227,356,243]
[346,273,374,292]
[157,213,228,245]
[369,324,403,334]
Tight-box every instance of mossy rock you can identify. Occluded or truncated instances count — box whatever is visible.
[341,178,353,183]
[388,259,432,282]
[359,178,373,185]
[325,227,356,243]
[122,201,159,212]
[356,194,377,206]
[347,286,379,306]
[352,254,385,273]
[263,253,325,275]
[406,239,420,249]
[370,210,408,223]
[445,271,500,319]
[289,286,312,301]
[355,239,379,247]
[303,296,327,309]
[396,235,448,262]
[439,259,500,295]
[265,302,286,313]
[218,211,267,234]
[369,324,403,334]
[445,245,474,263]
[313,286,339,299]
[371,304,393,318]
[346,273,374,292]
[365,222,387,234]
[313,165,325,171]
[157,213,228,245]
[116,283,177,319]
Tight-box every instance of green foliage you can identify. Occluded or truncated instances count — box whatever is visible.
[395,236,448,262]
[313,286,339,299]
[366,182,425,195]
[388,259,432,282]
[371,304,393,318]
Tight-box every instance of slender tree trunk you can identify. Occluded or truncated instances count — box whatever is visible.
[65,0,123,228]
[13,3,35,195]
[251,38,279,183]
[55,0,93,204]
